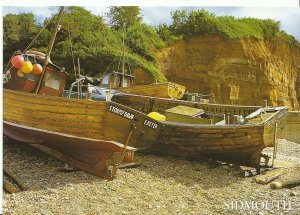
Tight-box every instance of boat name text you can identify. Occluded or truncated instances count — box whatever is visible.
[109,106,135,120]
[144,119,158,129]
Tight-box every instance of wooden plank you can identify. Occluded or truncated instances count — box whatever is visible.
[4,108,104,126]
[4,88,106,109]
[4,119,104,139]
[254,169,286,184]
[117,83,169,98]
[270,178,300,189]
[3,166,28,191]
[157,136,263,147]
[17,109,102,123]
[3,118,103,133]
[4,97,105,115]
[3,179,18,194]
[4,111,104,139]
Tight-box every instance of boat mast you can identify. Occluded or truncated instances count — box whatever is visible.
[121,25,126,87]
[34,6,64,94]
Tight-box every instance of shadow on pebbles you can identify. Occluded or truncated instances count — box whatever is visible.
[3,136,300,215]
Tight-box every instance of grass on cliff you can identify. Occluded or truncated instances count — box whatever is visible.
[157,9,299,44]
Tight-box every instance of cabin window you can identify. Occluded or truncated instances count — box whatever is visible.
[45,72,61,90]
[102,75,109,84]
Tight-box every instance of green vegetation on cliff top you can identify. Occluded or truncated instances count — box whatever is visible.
[158,9,299,44]
[3,7,298,83]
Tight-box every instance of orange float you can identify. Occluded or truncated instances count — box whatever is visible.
[11,55,24,69]
[32,63,43,75]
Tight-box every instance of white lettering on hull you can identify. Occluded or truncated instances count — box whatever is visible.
[144,119,158,129]
[109,105,135,120]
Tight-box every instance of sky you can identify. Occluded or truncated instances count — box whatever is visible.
[2,6,300,41]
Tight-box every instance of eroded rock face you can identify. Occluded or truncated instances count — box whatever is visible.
[157,35,300,110]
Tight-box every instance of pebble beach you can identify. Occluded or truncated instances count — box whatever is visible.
[3,137,300,215]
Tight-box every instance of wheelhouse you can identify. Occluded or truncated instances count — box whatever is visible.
[100,72,134,88]
[4,52,68,97]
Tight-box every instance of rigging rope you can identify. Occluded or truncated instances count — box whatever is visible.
[66,8,76,75]
[3,16,53,74]
[23,19,51,53]
[104,55,118,74]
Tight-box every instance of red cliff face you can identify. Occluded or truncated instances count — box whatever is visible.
[157,35,300,110]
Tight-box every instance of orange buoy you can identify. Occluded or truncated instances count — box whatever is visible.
[20,60,33,73]
[11,55,24,69]
[31,63,43,75]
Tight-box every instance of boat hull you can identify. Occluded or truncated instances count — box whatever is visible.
[4,121,133,179]
[154,122,265,165]
[3,89,161,178]
[113,93,288,166]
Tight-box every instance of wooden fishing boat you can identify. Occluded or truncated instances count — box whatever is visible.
[99,71,186,99]
[3,89,161,178]
[2,7,161,179]
[112,93,288,166]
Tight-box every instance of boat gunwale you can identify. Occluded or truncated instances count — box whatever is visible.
[116,93,263,109]
[4,88,107,106]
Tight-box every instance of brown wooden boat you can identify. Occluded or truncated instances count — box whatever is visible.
[99,71,186,99]
[2,7,161,179]
[112,93,288,166]
[3,89,161,179]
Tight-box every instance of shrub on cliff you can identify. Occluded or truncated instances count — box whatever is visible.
[158,9,297,43]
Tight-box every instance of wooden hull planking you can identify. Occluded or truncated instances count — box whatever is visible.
[113,93,288,166]
[116,82,186,100]
[3,89,161,178]
[4,88,106,139]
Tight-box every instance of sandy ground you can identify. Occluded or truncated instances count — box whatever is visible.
[2,137,300,215]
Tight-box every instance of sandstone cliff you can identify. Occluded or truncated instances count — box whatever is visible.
[156,35,300,110]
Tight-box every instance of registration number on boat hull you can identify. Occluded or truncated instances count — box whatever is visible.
[108,105,135,120]
[143,119,158,129]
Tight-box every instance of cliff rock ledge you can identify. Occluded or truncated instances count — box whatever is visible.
[157,35,300,110]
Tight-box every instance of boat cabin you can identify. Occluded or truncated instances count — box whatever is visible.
[100,71,134,88]
[4,52,68,97]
